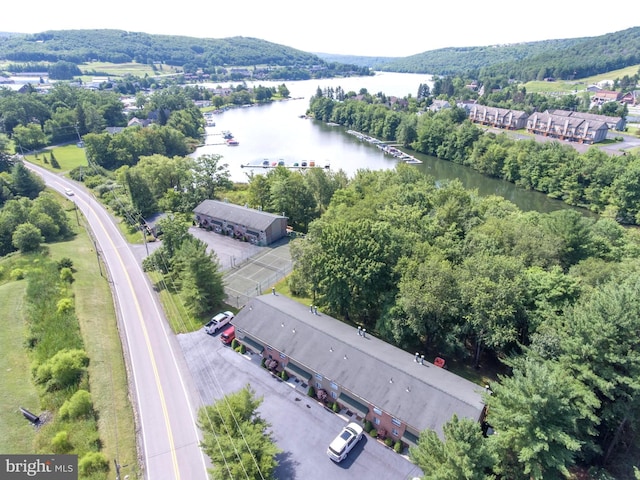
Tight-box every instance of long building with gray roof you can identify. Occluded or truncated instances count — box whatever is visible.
[193,199,287,246]
[232,294,486,445]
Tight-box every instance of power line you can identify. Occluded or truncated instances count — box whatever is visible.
[74,136,266,479]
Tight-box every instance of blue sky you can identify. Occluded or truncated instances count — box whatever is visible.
[2,1,638,57]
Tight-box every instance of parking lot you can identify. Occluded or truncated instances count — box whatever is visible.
[177,329,423,480]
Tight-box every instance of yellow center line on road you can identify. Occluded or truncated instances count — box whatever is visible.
[89,203,181,480]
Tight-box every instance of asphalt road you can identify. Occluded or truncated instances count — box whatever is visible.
[26,163,209,480]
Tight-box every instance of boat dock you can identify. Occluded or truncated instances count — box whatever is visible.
[347,130,422,164]
[242,160,330,170]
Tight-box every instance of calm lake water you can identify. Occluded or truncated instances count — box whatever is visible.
[193,73,588,215]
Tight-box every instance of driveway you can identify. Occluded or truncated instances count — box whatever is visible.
[177,330,423,480]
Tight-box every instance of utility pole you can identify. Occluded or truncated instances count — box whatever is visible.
[141,225,149,256]
[91,236,103,277]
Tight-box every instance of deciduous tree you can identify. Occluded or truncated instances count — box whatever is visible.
[12,222,44,253]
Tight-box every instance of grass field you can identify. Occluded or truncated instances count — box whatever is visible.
[524,64,640,94]
[77,61,181,80]
[0,279,40,454]
[25,144,89,173]
[0,199,139,475]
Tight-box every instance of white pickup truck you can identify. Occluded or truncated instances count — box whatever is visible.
[204,311,234,334]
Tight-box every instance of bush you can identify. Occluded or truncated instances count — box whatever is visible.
[84,175,106,190]
[59,267,74,283]
[394,441,403,453]
[280,370,289,381]
[57,258,74,270]
[10,268,27,280]
[78,452,109,476]
[369,429,377,438]
[56,297,74,314]
[34,348,88,391]
[49,152,60,169]
[12,223,44,253]
[385,437,393,447]
[231,338,239,349]
[261,358,267,368]
[364,420,373,432]
[51,431,72,453]
[332,402,340,412]
[59,389,93,419]
[307,386,315,397]
[239,344,246,354]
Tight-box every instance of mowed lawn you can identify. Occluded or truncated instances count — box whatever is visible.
[0,280,40,453]
[25,144,88,173]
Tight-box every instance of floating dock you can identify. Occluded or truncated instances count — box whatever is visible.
[242,160,330,170]
[347,130,422,164]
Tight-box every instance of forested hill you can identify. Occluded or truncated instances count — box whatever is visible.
[313,53,399,69]
[377,26,640,80]
[0,29,325,67]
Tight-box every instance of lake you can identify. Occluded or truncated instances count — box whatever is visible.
[193,73,590,215]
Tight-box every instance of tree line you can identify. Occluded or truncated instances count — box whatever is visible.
[0,159,74,256]
[308,93,640,225]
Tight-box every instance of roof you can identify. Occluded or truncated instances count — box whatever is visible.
[194,200,287,232]
[528,112,608,131]
[547,109,621,124]
[233,295,486,434]
[470,105,528,119]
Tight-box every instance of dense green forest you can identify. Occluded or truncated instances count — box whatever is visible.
[0,29,371,79]
[0,30,320,65]
[314,52,399,69]
[377,27,640,81]
[377,38,582,76]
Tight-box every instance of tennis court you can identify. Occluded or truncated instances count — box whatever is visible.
[188,226,293,308]
[223,239,293,308]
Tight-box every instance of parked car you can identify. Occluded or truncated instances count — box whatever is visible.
[220,325,235,345]
[204,311,234,334]
[326,422,364,462]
